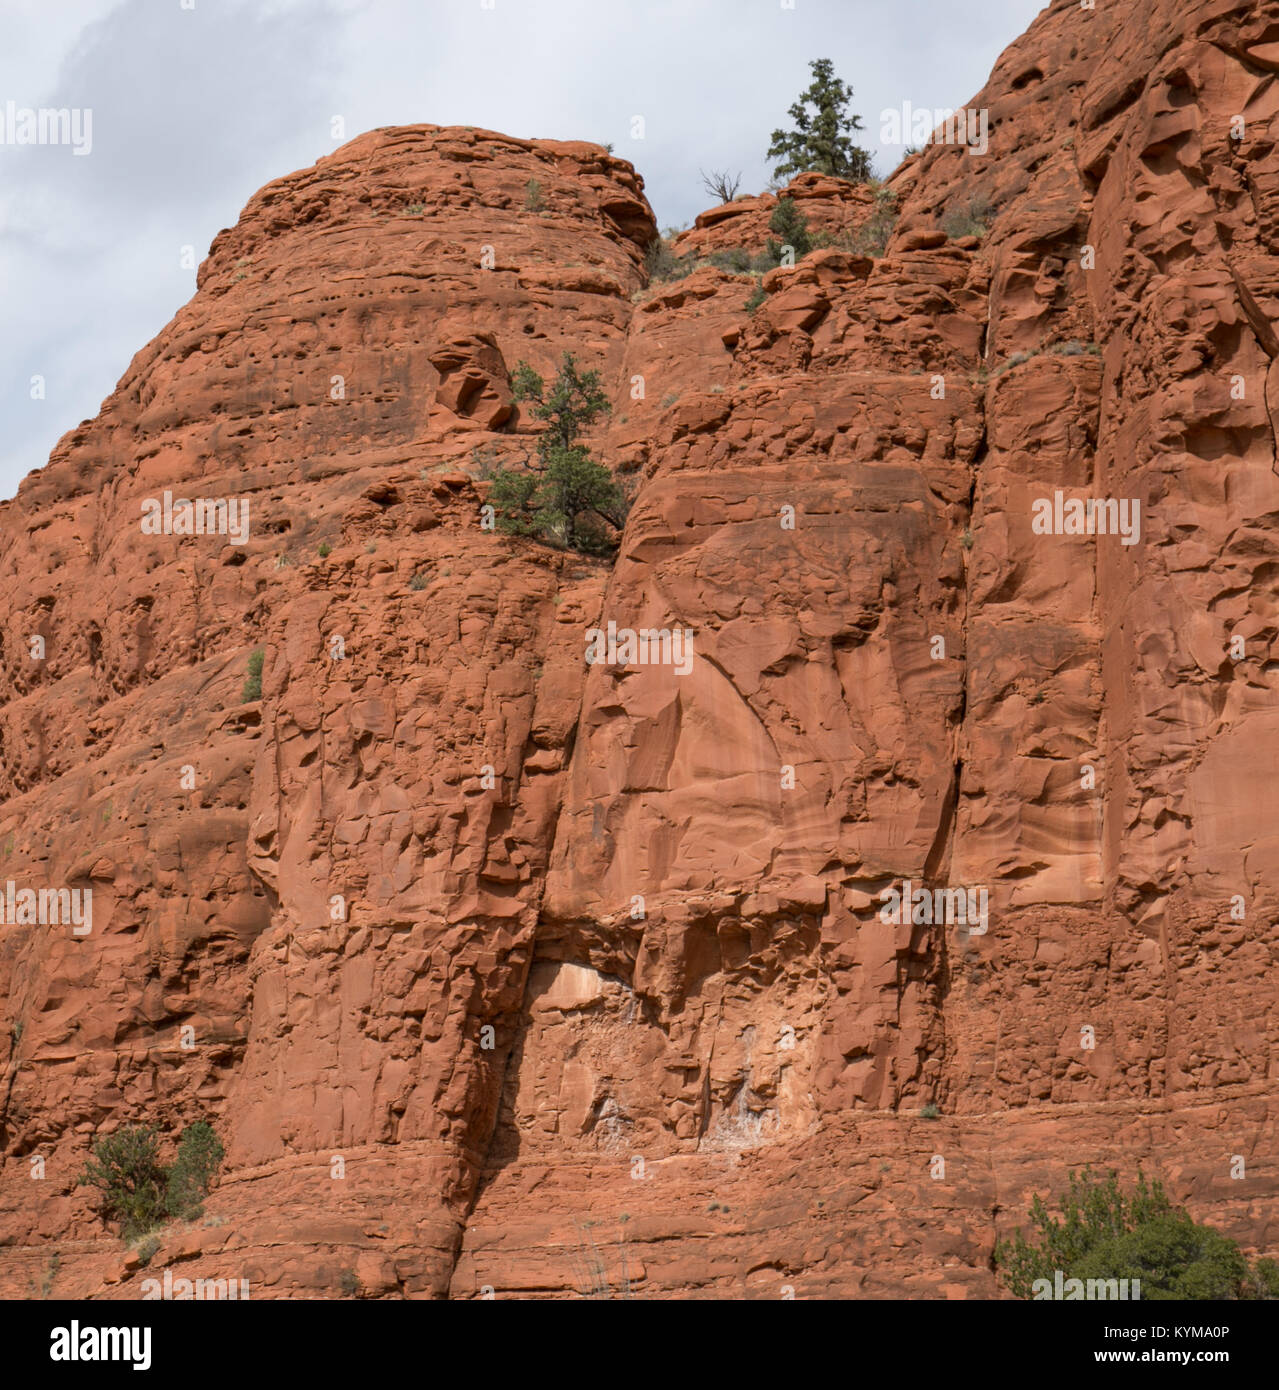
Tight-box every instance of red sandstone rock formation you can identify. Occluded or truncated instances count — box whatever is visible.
[2,0,1278,1300]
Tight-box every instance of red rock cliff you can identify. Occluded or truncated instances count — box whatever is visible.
[2,0,1278,1299]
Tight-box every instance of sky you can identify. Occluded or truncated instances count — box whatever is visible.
[0,0,1046,501]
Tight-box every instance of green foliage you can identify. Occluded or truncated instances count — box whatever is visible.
[1051,340,1102,359]
[920,1102,941,1119]
[524,177,544,211]
[942,193,993,240]
[510,361,545,405]
[491,446,628,556]
[242,647,264,702]
[996,1168,1279,1300]
[704,247,754,273]
[766,196,813,264]
[767,58,873,183]
[645,238,770,286]
[470,444,502,478]
[490,354,628,554]
[317,541,331,558]
[81,1121,226,1239]
[136,1235,161,1267]
[644,236,693,283]
[339,1269,361,1297]
[409,571,428,591]
[80,1127,169,1240]
[165,1121,225,1222]
[850,184,898,257]
[532,353,611,448]
[745,285,767,314]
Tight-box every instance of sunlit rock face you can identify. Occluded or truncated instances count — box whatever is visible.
[3,0,1279,1299]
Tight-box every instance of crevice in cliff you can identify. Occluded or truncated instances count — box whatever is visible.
[927,327,987,1111]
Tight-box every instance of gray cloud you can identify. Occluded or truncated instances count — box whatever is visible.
[0,0,1044,499]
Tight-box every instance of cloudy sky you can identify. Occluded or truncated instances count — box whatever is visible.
[0,0,1045,501]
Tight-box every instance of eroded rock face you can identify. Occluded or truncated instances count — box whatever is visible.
[3,0,1279,1301]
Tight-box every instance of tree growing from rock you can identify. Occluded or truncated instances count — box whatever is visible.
[767,58,872,183]
[80,1121,226,1239]
[80,1126,169,1240]
[489,353,629,554]
[165,1121,226,1221]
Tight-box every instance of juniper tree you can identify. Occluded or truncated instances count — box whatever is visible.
[489,353,629,554]
[80,1127,169,1239]
[765,196,812,264]
[996,1167,1279,1300]
[767,58,873,183]
[80,1120,226,1239]
[165,1120,225,1220]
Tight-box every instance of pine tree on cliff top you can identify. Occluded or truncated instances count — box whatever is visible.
[767,58,873,183]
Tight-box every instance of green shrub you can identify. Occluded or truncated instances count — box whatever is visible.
[490,353,628,554]
[317,541,331,558]
[409,571,428,591]
[241,647,264,702]
[704,247,754,274]
[136,1235,162,1267]
[996,1168,1279,1300]
[165,1121,225,1222]
[80,1127,169,1240]
[766,197,812,265]
[851,184,898,257]
[644,236,695,284]
[745,285,767,314]
[942,194,993,241]
[524,178,544,212]
[338,1270,361,1297]
[920,1102,941,1119]
[470,444,501,479]
[1051,340,1102,359]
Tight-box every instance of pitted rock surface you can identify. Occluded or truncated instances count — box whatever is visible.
[3,1,1279,1299]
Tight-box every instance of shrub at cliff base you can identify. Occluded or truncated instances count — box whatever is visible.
[996,1167,1279,1300]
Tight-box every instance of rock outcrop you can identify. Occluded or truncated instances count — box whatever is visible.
[2,0,1278,1300]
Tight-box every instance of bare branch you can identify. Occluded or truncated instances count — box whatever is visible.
[699,168,743,204]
